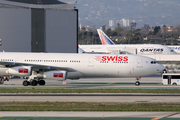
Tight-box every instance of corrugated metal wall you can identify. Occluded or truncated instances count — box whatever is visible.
[0,8,31,52]
[45,10,77,53]
[0,7,78,53]
[31,9,45,52]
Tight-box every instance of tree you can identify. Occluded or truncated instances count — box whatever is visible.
[174,25,180,39]
[115,23,121,31]
[153,26,161,35]
[129,22,137,43]
[104,28,111,37]
[114,23,121,41]
[102,25,106,31]
[117,23,120,27]
[162,25,167,39]
[121,27,129,38]
[88,25,96,32]
[143,24,150,30]
[130,22,137,31]
[140,28,149,37]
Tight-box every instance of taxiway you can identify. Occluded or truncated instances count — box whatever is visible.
[1,74,179,89]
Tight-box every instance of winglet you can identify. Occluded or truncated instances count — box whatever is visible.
[97,29,115,45]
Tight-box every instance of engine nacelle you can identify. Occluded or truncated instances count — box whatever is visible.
[42,70,67,81]
[6,66,32,76]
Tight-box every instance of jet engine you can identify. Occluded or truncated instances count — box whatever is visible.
[39,70,67,81]
[6,66,32,76]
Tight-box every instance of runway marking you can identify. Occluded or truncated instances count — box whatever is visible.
[89,86,99,89]
[152,112,180,120]
[163,112,180,118]
[108,82,115,84]
[151,117,162,120]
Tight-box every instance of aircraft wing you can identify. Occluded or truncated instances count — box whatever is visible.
[0,61,76,72]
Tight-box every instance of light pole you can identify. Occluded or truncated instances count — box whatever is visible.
[0,39,2,46]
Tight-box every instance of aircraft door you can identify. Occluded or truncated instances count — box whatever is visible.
[137,58,143,68]
[168,75,171,85]
[88,58,94,67]
[15,57,19,62]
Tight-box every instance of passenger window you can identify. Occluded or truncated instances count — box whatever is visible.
[172,75,180,79]
[163,75,168,79]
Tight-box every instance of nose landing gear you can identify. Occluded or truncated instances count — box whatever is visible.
[135,81,140,86]
[135,77,141,86]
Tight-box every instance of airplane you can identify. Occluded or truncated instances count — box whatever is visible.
[97,29,115,45]
[168,46,180,54]
[0,52,164,86]
[79,44,177,55]
[82,29,176,55]
[78,47,86,54]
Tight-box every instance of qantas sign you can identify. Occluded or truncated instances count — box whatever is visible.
[140,48,163,52]
[95,56,128,61]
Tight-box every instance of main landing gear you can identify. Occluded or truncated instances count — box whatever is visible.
[22,79,45,86]
[135,77,141,86]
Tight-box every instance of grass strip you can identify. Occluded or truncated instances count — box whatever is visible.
[0,102,180,111]
[0,88,179,93]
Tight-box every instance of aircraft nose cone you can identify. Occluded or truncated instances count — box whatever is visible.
[157,64,165,72]
[173,51,177,54]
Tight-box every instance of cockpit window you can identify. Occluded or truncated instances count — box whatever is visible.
[171,50,174,52]
[151,61,157,64]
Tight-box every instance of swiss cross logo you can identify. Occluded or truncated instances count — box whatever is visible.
[95,56,102,61]
[54,73,63,78]
[19,69,28,73]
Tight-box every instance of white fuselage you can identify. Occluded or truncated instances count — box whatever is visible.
[0,52,164,79]
[79,44,177,55]
[168,46,180,54]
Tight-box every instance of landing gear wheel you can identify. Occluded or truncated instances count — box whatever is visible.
[7,77,9,81]
[135,81,140,86]
[39,80,45,85]
[31,80,38,86]
[172,83,177,85]
[3,76,9,81]
[23,80,29,86]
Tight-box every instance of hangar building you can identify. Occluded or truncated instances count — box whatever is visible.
[0,0,78,53]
